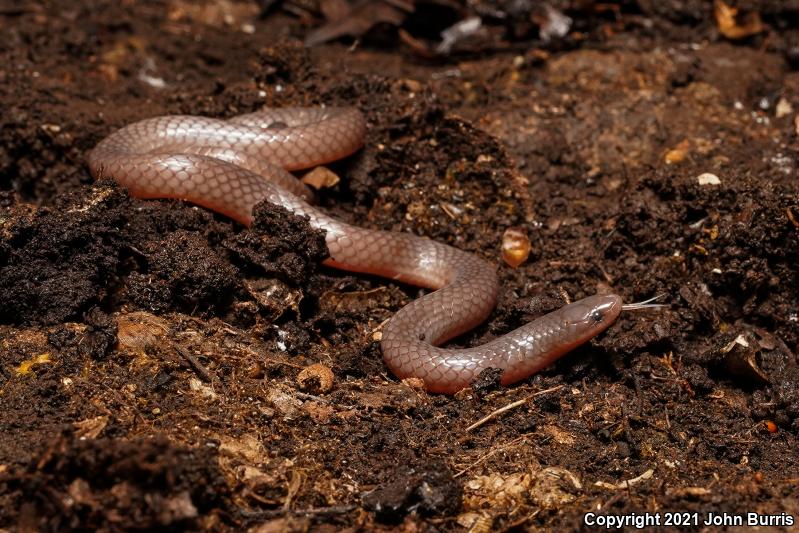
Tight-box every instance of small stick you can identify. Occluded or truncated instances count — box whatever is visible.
[174,345,214,383]
[465,385,565,432]
[453,434,528,478]
[238,505,357,519]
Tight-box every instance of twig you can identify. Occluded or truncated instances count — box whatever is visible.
[238,505,357,519]
[594,468,654,490]
[464,385,565,432]
[294,391,331,403]
[453,434,528,478]
[174,345,214,383]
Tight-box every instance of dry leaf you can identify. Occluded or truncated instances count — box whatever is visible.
[73,416,109,440]
[714,0,764,40]
[304,0,414,47]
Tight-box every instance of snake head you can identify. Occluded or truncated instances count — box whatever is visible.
[560,294,623,332]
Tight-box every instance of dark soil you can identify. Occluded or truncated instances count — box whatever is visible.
[2,1,799,531]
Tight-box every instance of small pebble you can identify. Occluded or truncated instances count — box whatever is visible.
[664,139,690,164]
[775,98,793,118]
[301,166,340,190]
[266,388,302,418]
[501,227,531,268]
[697,173,721,186]
[402,377,426,390]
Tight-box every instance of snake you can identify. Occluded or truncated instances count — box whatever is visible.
[88,106,652,394]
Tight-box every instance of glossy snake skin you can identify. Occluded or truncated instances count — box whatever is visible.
[89,107,623,393]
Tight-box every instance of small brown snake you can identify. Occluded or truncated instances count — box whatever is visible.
[89,106,651,394]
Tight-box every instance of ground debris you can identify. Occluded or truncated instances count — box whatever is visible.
[361,460,461,522]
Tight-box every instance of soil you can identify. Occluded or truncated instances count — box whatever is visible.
[2,1,799,531]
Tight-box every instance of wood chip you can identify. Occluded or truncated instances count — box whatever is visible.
[714,0,764,40]
[301,166,340,190]
[594,468,654,490]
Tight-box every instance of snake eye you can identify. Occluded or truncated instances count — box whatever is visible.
[590,310,604,323]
